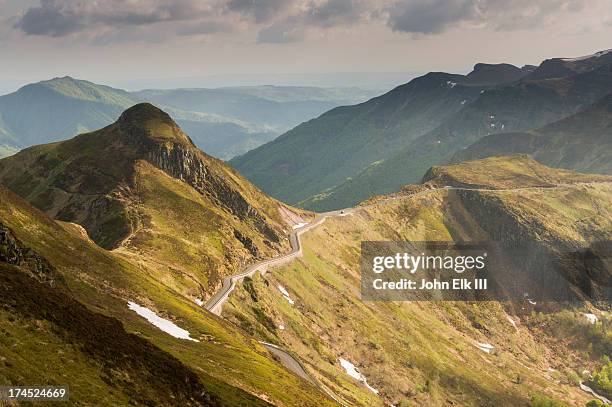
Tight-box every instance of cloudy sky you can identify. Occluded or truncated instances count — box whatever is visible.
[1,0,611,91]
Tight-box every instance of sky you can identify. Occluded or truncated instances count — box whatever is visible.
[0,0,611,92]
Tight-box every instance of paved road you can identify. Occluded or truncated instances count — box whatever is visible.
[203,180,611,403]
[205,208,350,315]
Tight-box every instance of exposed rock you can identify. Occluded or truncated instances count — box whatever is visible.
[0,222,59,285]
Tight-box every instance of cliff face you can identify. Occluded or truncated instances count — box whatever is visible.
[0,103,294,295]
[147,142,279,243]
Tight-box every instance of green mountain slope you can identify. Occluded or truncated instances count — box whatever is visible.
[0,77,135,149]
[231,63,530,206]
[223,156,612,406]
[0,184,335,406]
[0,103,310,301]
[296,61,612,211]
[451,93,612,175]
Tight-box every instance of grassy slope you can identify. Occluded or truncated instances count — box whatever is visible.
[451,93,612,175]
[0,185,336,406]
[224,157,612,406]
[422,155,612,189]
[0,104,310,301]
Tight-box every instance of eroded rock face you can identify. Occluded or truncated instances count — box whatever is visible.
[0,222,58,285]
[147,142,280,244]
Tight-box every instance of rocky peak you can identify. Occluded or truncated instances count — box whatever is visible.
[465,63,526,85]
[118,103,174,126]
[116,103,194,147]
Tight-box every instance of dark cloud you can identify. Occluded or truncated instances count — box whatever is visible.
[387,0,474,34]
[226,0,291,23]
[385,0,590,34]
[15,0,84,37]
[10,0,596,43]
[304,0,365,28]
[14,0,219,37]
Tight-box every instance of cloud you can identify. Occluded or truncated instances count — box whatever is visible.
[14,0,224,38]
[226,0,292,23]
[303,0,366,28]
[256,0,370,43]
[385,0,590,34]
[257,21,305,43]
[386,0,475,34]
[9,0,598,43]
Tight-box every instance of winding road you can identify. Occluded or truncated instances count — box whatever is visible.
[204,208,351,404]
[205,209,349,316]
[203,181,611,405]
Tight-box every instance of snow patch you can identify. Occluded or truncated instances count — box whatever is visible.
[527,299,537,305]
[194,298,204,307]
[128,302,199,342]
[461,99,467,105]
[292,222,308,230]
[507,316,517,328]
[339,358,379,394]
[277,285,295,305]
[584,313,598,324]
[446,80,457,88]
[475,342,494,353]
[278,324,285,330]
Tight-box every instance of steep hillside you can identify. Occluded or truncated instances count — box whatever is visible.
[452,93,612,175]
[0,185,336,406]
[223,156,612,406]
[231,63,529,205]
[298,61,612,211]
[0,103,309,300]
[0,77,134,149]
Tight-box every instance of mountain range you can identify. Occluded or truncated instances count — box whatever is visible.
[2,44,612,407]
[0,77,378,160]
[0,100,610,406]
[231,49,612,211]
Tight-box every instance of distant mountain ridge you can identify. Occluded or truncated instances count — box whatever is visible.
[0,77,376,160]
[231,49,612,211]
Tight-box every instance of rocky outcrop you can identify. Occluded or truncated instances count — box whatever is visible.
[0,222,59,285]
[147,142,280,244]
